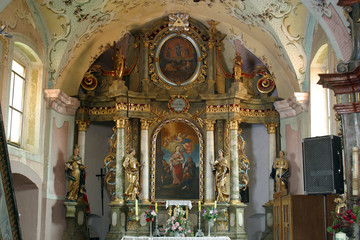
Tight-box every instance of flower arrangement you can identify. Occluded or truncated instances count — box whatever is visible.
[202,207,218,221]
[144,206,157,223]
[327,203,360,234]
[164,205,193,237]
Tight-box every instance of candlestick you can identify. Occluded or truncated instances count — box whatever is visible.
[135,199,138,217]
[198,200,201,211]
[353,147,359,196]
[195,208,204,237]
[214,201,217,209]
[155,202,158,212]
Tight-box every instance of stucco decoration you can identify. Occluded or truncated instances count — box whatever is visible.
[26,0,351,97]
[312,0,332,17]
[39,0,117,85]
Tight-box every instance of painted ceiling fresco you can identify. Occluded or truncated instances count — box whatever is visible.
[1,0,352,97]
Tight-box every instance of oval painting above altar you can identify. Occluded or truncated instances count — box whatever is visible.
[155,121,200,200]
[155,34,201,87]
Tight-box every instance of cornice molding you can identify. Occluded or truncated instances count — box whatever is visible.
[274,92,309,119]
[44,89,79,115]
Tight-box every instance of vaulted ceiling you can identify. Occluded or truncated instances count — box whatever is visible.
[0,0,352,98]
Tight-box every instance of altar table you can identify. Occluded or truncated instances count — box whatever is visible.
[122,237,231,240]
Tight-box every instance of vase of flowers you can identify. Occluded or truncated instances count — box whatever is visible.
[144,206,157,237]
[202,207,218,236]
[165,205,192,237]
[327,202,360,239]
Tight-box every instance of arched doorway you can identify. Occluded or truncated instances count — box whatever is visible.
[12,173,39,240]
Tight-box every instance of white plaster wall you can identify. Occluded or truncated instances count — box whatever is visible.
[242,123,269,240]
[85,122,113,240]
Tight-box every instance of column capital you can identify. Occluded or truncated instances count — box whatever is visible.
[204,119,216,131]
[76,120,90,131]
[265,122,278,134]
[228,119,241,130]
[114,117,128,129]
[143,37,150,48]
[140,118,151,130]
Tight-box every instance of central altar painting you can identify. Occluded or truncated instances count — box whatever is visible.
[154,121,200,200]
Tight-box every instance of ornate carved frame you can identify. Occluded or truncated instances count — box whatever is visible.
[149,24,207,90]
[150,118,204,202]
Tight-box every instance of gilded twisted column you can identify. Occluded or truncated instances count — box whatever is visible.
[204,119,216,204]
[75,120,89,165]
[229,119,242,204]
[140,118,151,204]
[265,122,278,201]
[113,117,127,203]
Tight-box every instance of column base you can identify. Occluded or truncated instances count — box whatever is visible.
[106,202,126,240]
[261,201,274,240]
[142,199,151,204]
[228,204,248,240]
[63,201,89,240]
[229,199,243,205]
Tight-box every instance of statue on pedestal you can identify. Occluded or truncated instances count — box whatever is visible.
[113,44,126,80]
[233,52,243,82]
[212,149,230,202]
[123,148,141,201]
[270,150,290,193]
[65,145,86,201]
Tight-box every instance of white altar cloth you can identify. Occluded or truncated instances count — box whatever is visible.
[165,200,192,209]
[122,237,230,240]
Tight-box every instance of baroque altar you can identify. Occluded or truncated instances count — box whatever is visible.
[68,12,279,240]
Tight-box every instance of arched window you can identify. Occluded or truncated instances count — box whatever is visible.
[310,44,337,137]
[8,60,25,145]
[7,41,43,153]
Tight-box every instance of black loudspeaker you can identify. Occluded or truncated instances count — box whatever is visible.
[302,135,344,194]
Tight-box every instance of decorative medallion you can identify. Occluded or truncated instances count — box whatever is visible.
[155,33,201,86]
[168,95,189,113]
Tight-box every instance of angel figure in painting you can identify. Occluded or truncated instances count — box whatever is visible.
[270,150,290,193]
[65,145,86,201]
[123,148,141,201]
[233,52,243,82]
[212,149,230,202]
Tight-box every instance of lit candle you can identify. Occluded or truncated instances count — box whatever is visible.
[155,202,158,213]
[135,199,138,216]
[198,201,201,211]
[353,147,359,196]
[214,201,217,209]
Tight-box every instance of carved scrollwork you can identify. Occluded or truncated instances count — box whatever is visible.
[238,129,250,190]
[104,127,117,200]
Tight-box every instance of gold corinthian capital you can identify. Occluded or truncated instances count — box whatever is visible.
[204,119,216,131]
[265,122,278,134]
[228,119,241,130]
[76,120,90,131]
[140,118,151,130]
[114,117,128,129]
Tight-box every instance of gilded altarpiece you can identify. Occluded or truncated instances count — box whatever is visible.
[71,13,279,240]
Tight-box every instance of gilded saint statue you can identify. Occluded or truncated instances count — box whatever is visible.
[123,148,141,201]
[113,45,126,80]
[65,145,86,201]
[270,150,290,193]
[212,149,230,202]
[233,52,243,82]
